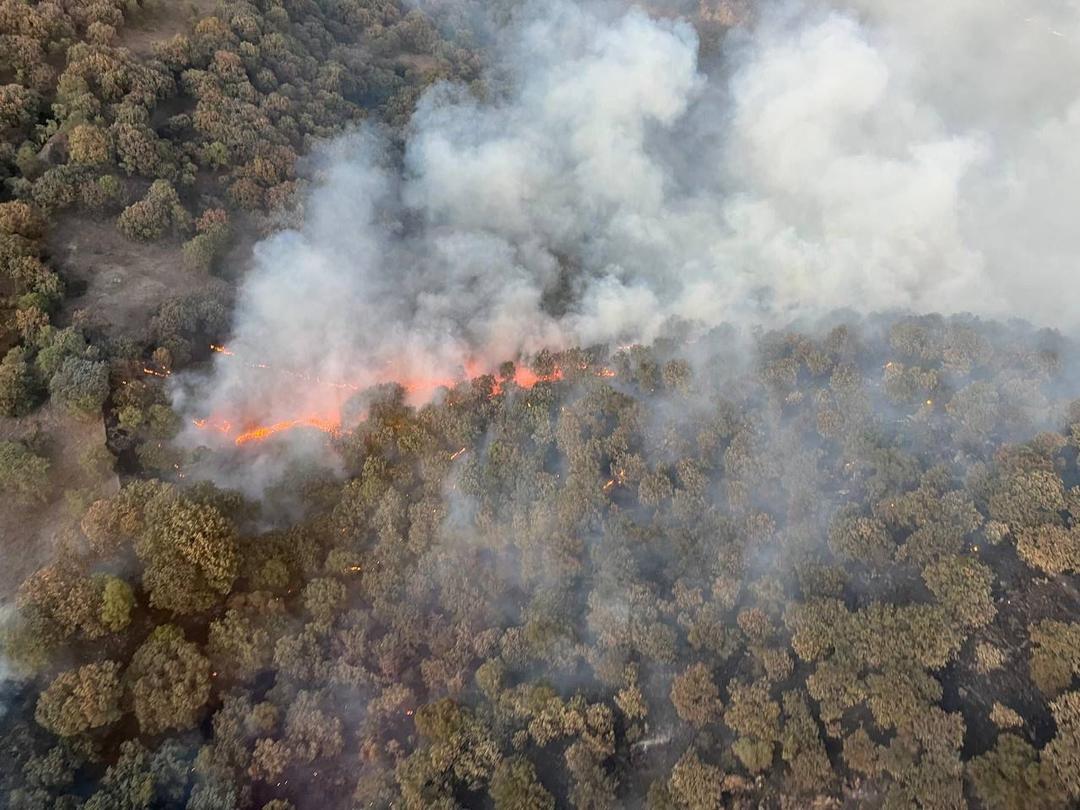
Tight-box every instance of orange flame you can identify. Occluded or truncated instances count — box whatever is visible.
[502,365,562,391]
[193,417,233,434]
[193,345,616,448]
[234,416,341,447]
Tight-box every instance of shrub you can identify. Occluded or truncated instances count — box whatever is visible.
[670,663,722,728]
[35,661,123,736]
[80,174,125,212]
[0,347,41,416]
[184,207,231,271]
[0,440,50,504]
[1017,525,1080,575]
[1029,621,1080,696]
[116,180,190,241]
[49,356,110,414]
[0,200,46,239]
[32,165,86,212]
[35,327,89,378]
[67,124,110,164]
[100,577,135,632]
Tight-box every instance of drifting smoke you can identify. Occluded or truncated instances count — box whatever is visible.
[176,0,1080,462]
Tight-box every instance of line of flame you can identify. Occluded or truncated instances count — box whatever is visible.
[191,345,613,447]
[233,416,342,446]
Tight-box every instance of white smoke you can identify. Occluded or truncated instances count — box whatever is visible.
[719,0,1080,323]
[176,0,1080,456]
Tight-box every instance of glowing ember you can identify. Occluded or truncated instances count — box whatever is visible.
[602,478,616,493]
[210,343,360,393]
[142,367,170,378]
[450,447,467,460]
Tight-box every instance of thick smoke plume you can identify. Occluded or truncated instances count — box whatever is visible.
[176,0,1080,458]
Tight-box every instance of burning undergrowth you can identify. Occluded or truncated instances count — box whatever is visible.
[7,1,1080,808]
[12,311,1080,809]
[171,0,1080,490]
[188,343,601,448]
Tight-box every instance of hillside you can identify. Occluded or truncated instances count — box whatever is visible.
[3,2,1080,810]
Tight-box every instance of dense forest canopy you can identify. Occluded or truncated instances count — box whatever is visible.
[10,308,1080,809]
[3,1,1080,810]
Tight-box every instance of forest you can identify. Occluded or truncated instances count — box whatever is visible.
[4,1,1080,809]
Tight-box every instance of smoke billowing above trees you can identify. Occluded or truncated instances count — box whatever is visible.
[179,0,1080,453]
[6,1,1080,809]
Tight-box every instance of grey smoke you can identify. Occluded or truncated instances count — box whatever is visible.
[175,0,1080,458]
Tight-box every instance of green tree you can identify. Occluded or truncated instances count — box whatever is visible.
[36,661,123,736]
[0,440,50,505]
[99,576,135,632]
[116,179,190,241]
[780,691,833,794]
[126,624,212,735]
[967,734,1061,810]
[138,495,240,614]
[829,511,894,565]
[49,356,109,414]
[1043,690,1080,801]
[670,663,722,728]
[922,555,996,629]
[489,757,554,810]
[724,678,781,741]
[0,201,46,239]
[668,749,725,810]
[207,593,286,682]
[726,678,780,773]
[183,208,231,272]
[35,327,89,378]
[0,347,41,416]
[67,124,110,165]
[565,741,617,810]
[284,690,344,763]
[17,560,108,640]
[1029,620,1080,696]
[1017,524,1080,575]
[83,740,192,810]
[302,577,347,623]
[398,698,500,805]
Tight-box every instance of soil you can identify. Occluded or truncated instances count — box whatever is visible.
[0,211,210,602]
[45,214,212,342]
[116,0,220,58]
[0,401,118,601]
